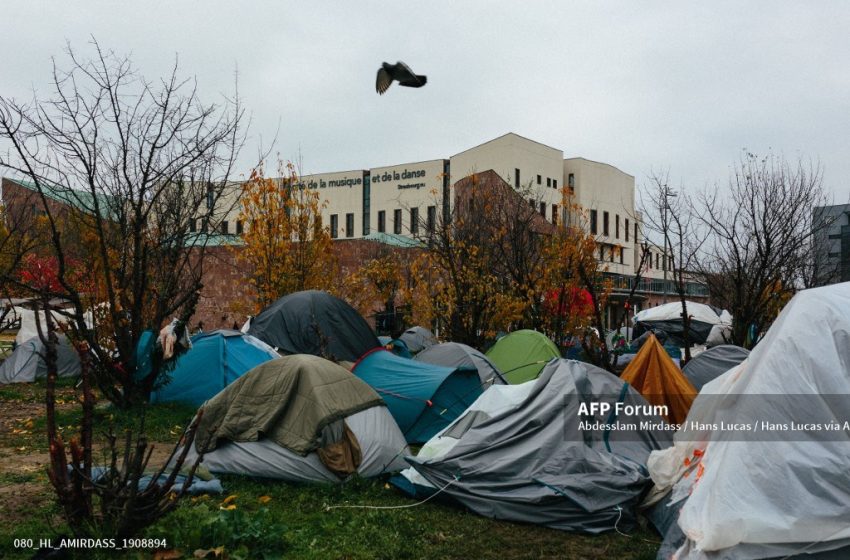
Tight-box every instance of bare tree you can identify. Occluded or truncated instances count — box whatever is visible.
[0,39,244,538]
[696,151,830,348]
[640,171,706,362]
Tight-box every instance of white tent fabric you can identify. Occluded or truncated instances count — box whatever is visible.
[704,310,733,347]
[14,307,71,345]
[633,301,723,326]
[647,283,850,559]
[184,406,409,483]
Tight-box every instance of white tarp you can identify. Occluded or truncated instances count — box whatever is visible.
[633,301,724,326]
[647,282,850,559]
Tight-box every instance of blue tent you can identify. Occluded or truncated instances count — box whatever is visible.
[352,349,483,443]
[151,330,279,406]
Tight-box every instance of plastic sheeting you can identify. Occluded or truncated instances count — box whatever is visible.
[186,406,409,483]
[647,282,850,559]
[401,359,673,533]
[633,302,727,346]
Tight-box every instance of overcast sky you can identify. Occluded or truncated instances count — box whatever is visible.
[3,1,849,201]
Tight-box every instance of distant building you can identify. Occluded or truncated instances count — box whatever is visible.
[813,204,850,285]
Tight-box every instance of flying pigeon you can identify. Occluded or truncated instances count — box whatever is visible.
[376,61,427,95]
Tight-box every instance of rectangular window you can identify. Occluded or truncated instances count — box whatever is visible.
[553,179,558,189]
[200,219,207,233]
[530,199,535,209]
[669,256,674,270]
[515,168,520,188]
[590,209,597,235]
[410,207,419,235]
[206,186,214,210]
[378,210,386,233]
[599,244,605,260]
[619,248,624,264]
[393,209,402,235]
[603,211,609,236]
[345,213,354,238]
[656,253,660,269]
[625,219,630,242]
[546,177,551,187]
[540,202,546,217]
[615,214,620,239]
[537,174,542,185]
[220,221,228,235]
[610,246,615,262]
[635,223,639,243]
[189,219,196,233]
[568,173,575,192]
[552,204,558,225]
[236,220,243,235]
[427,205,436,235]
[330,214,339,239]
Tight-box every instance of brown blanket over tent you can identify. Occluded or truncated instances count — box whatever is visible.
[621,334,696,425]
[194,354,384,455]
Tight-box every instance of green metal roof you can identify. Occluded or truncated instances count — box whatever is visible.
[362,231,426,248]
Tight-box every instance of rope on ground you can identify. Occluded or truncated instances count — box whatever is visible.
[324,475,459,512]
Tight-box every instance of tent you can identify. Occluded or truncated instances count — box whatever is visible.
[620,334,695,425]
[247,290,380,362]
[398,326,437,354]
[352,348,484,443]
[151,330,279,406]
[414,342,506,385]
[396,359,673,533]
[705,309,733,347]
[0,335,80,384]
[632,301,728,346]
[13,306,71,345]
[647,282,850,559]
[485,330,560,384]
[681,344,749,391]
[185,354,409,483]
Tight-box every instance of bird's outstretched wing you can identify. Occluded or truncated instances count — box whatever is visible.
[395,61,426,88]
[376,67,393,95]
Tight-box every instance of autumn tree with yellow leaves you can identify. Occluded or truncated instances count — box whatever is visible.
[237,161,337,310]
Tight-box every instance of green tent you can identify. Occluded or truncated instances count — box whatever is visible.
[485,330,560,384]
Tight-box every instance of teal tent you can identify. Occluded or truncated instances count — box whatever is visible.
[486,330,561,384]
[151,330,279,406]
[352,348,483,443]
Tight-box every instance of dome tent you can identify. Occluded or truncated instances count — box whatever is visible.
[186,355,409,483]
[632,301,727,346]
[151,330,279,406]
[681,344,749,391]
[398,326,437,354]
[352,348,483,444]
[396,359,673,533]
[485,330,560,384]
[247,290,380,362]
[414,342,506,385]
[0,335,80,384]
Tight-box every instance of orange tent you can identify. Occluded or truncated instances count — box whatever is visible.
[621,334,696,425]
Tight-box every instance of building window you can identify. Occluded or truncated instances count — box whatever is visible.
[547,177,551,187]
[656,253,660,269]
[515,168,520,188]
[537,174,542,185]
[635,222,639,243]
[540,202,546,217]
[206,186,214,210]
[346,213,354,238]
[189,219,196,233]
[200,219,207,233]
[220,221,228,235]
[603,211,609,236]
[610,247,615,262]
[615,214,620,239]
[552,204,558,225]
[669,256,674,270]
[330,214,338,239]
[568,173,575,192]
[619,248,624,264]
[590,209,597,235]
[236,220,243,235]
[393,209,402,235]
[377,211,386,233]
[529,198,535,209]
[553,179,558,189]
[427,205,436,235]
[599,244,604,260]
[410,207,419,235]
[625,218,630,242]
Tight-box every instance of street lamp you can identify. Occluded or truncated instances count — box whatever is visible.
[662,186,677,304]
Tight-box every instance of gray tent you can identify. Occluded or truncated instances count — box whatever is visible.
[398,326,437,354]
[399,359,673,533]
[0,336,80,384]
[413,342,507,385]
[682,345,749,391]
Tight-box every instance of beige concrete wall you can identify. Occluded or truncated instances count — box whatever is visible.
[299,170,367,238]
[369,159,445,236]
